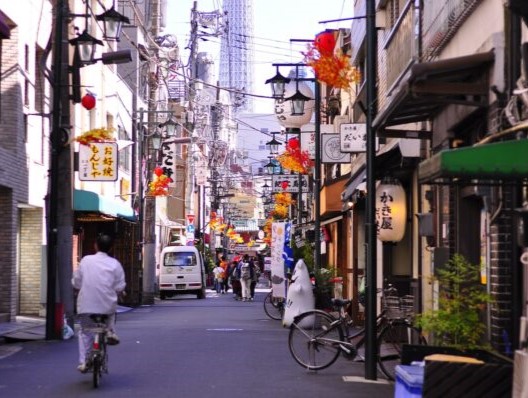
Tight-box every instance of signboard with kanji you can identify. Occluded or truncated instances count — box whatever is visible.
[340,123,379,152]
[78,142,118,181]
[271,174,309,193]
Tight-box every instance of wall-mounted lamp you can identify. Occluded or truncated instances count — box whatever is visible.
[95,4,130,42]
[69,30,103,65]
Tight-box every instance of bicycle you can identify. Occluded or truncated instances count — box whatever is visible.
[263,291,285,320]
[288,287,426,380]
[84,314,110,388]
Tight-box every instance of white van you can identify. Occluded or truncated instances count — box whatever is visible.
[158,245,207,300]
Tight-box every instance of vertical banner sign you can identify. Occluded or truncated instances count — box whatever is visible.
[78,142,118,181]
[271,222,287,298]
[161,141,176,187]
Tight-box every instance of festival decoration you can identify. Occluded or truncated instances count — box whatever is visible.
[276,137,313,174]
[148,169,172,196]
[74,127,115,146]
[303,31,361,90]
[81,93,96,110]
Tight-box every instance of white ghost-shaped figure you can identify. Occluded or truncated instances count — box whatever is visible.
[282,259,315,327]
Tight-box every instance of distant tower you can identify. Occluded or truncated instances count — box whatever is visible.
[219,0,254,113]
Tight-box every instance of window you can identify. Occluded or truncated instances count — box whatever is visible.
[164,252,197,267]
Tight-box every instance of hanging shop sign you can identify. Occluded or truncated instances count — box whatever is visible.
[78,142,118,181]
[321,134,351,163]
[340,123,379,153]
[271,174,309,193]
[160,141,177,187]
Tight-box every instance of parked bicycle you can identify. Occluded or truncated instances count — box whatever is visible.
[83,314,110,388]
[288,287,426,380]
[263,291,285,320]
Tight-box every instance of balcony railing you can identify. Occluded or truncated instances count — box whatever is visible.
[383,1,419,93]
[422,0,480,60]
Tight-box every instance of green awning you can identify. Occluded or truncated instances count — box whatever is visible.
[73,189,137,222]
[419,140,528,183]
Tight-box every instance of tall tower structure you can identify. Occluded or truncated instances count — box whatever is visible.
[219,0,254,113]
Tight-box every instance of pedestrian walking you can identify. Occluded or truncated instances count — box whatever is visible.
[237,254,255,302]
[219,255,229,294]
[212,262,225,294]
[229,260,241,300]
[250,258,261,300]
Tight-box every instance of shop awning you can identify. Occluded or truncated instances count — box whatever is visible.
[418,140,528,183]
[374,51,494,129]
[73,189,137,222]
[0,12,10,39]
[341,169,366,201]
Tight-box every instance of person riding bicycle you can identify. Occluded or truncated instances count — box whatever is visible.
[72,234,126,373]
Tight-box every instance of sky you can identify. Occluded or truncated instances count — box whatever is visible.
[164,0,354,113]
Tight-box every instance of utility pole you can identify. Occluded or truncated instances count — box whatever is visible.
[47,0,74,339]
[365,0,378,380]
[142,0,161,305]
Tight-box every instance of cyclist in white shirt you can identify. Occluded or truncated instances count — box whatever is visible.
[72,234,126,372]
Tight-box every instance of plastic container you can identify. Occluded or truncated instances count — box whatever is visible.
[394,364,424,398]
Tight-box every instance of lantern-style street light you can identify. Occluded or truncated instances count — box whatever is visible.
[69,30,103,65]
[266,62,321,271]
[266,132,282,155]
[265,66,291,98]
[95,4,130,42]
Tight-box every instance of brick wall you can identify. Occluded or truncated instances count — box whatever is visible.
[0,188,17,319]
[19,208,43,315]
[489,187,514,352]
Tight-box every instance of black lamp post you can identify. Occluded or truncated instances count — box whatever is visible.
[47,0,132,340]
[266,63,321,271]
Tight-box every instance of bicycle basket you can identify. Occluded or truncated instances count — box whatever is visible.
[382,296,404,319]
[400,295,415,318]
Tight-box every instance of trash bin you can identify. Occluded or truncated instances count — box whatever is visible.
[394,364,424,398]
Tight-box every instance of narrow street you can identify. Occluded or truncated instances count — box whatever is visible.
[0,290,393,398]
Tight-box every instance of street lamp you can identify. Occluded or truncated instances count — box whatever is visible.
[95,3,130,42]
[265,132,282,155]
[47,0,132,340]
[265,66,291,98]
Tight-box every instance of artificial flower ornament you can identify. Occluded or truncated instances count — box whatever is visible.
[303,31,361,90]
[74,127,116,145]
[276,137,313,174]
[148,168,173,196]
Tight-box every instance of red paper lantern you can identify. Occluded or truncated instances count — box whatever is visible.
[314,31,335,56]
[81,93,96,110]
[281,181,289,190]
[154,166,164,176]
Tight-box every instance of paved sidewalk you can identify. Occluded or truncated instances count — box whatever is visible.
[0,305,134,342]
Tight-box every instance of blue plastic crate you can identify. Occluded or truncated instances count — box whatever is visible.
[394,365,424,398]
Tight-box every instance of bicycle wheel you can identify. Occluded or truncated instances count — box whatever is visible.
[288,310,344,370]
[377,321,426,380]
[263,292,283,320]
[92,354,101,388]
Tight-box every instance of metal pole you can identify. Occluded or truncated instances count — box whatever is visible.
[365,0,378,380]
[314,81,321,271]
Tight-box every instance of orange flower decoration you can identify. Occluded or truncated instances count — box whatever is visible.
[276,138,313,174]
[303,32,361,90]
[75,127,115,145]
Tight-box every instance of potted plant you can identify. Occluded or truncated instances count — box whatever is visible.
[406,254,513,398]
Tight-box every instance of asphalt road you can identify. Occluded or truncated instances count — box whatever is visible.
[0,290,395,397]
